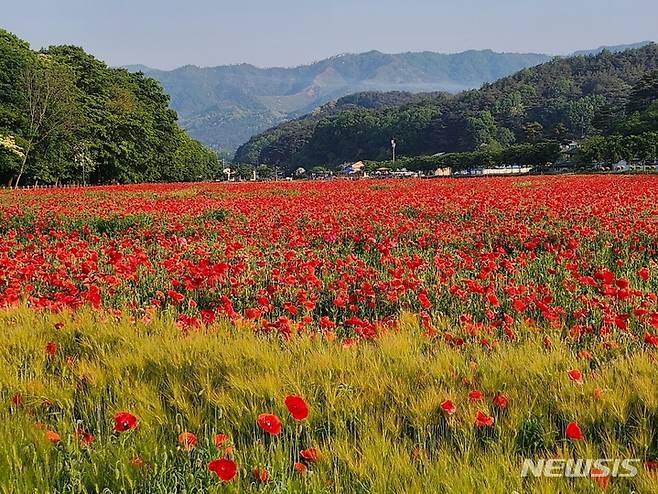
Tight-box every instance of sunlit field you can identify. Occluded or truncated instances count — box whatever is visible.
[2,176,658,493]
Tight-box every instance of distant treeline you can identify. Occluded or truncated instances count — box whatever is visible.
[235,45,658,173]
[365,132,657,174]
[0,29,219,187]
[366,141,562,172]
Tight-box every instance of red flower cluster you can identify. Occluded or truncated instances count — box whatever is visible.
[0,176,655,357]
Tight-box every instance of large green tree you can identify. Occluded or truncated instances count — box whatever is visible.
[0,29,219,186]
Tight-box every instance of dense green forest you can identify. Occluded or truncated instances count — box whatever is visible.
[0,29,219,186]
[370,71,658,173]
[235,44,658,172]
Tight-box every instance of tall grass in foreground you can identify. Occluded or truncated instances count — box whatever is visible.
[0,307,657,493]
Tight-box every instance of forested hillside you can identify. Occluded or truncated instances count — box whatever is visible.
[130,50,552,154]
[0,29,218,186]
[235,44,658,172]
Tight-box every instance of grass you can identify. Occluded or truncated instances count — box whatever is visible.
[1,307,657,493]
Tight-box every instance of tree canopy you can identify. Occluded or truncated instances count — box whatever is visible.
[0,29,219,186]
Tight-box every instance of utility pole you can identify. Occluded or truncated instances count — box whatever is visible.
[391,138,396,164]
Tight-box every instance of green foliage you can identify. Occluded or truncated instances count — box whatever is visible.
[578,72,658,164]
[198,208,229,222]
[367,141,561,172]
[78,213,156,236]
[236,44,658,171]
[0,30,218,186]
[578,132,658,163]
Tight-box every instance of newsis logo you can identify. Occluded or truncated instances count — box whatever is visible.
[521,458,640,478]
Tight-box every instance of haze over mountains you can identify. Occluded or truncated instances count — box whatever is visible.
[125,42,653,155]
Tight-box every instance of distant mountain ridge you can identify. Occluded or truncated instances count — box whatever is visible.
[126,50,553,153]
[572,41,653,57]
[125,42,653,155]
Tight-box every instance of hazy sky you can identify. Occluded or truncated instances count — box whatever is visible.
[3,0,656,70]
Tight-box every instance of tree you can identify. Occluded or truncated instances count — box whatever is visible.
[256,165,272,179]
[234,163,255,180]
[522,122,544,143]
[0,134,25,183]
[627,70,658,113]
[14,56,80,187]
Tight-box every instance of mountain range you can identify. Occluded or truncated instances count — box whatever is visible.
[234,44,658,170]
[126,50,552,153]
[126,42,653,156]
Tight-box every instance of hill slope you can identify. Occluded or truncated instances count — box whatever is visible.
[127,50,553,153]
[234,44,658,171]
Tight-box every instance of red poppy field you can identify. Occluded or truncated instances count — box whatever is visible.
[2,176,658,493]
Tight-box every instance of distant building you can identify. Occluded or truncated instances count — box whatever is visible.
[373,167,392,176]
[482,165,533,175]
[614,160,629,171]
[351,161,365,173]
[338,161,366,177]
[432,167,452,177]
[560,140,579,153]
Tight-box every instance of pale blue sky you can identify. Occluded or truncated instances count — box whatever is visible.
[3,0,656,69]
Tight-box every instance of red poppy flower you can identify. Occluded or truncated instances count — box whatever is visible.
[567,369,583,384]
[168,290,185,304]
[257,413,282,435]
[113,411,137,432]
[475,411,494,427]
[294,462,307,475]
[285,395,309,421]
[440,400,456,415]
[493,393,508,409]
[591,467,609,489]
[244,308,261,320]
[645,332,658,347]
[45,341,57,357]
[593,387,604,400]
[253,467,269,483]
[46,430,61,444]
[468,390,483,401]
[342,338,356,348]
[418,292,432,309]
[74,428,95,448]
[214,433,229,448]
[512,299,526,313]
[565,421,584,440]
[178,431,197,451]
[80,431,95,448]
[319,316,336,329]
[208,458,237,482]
[130,457,144,468]
[300,448,321,463]
[11,393,23,407]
